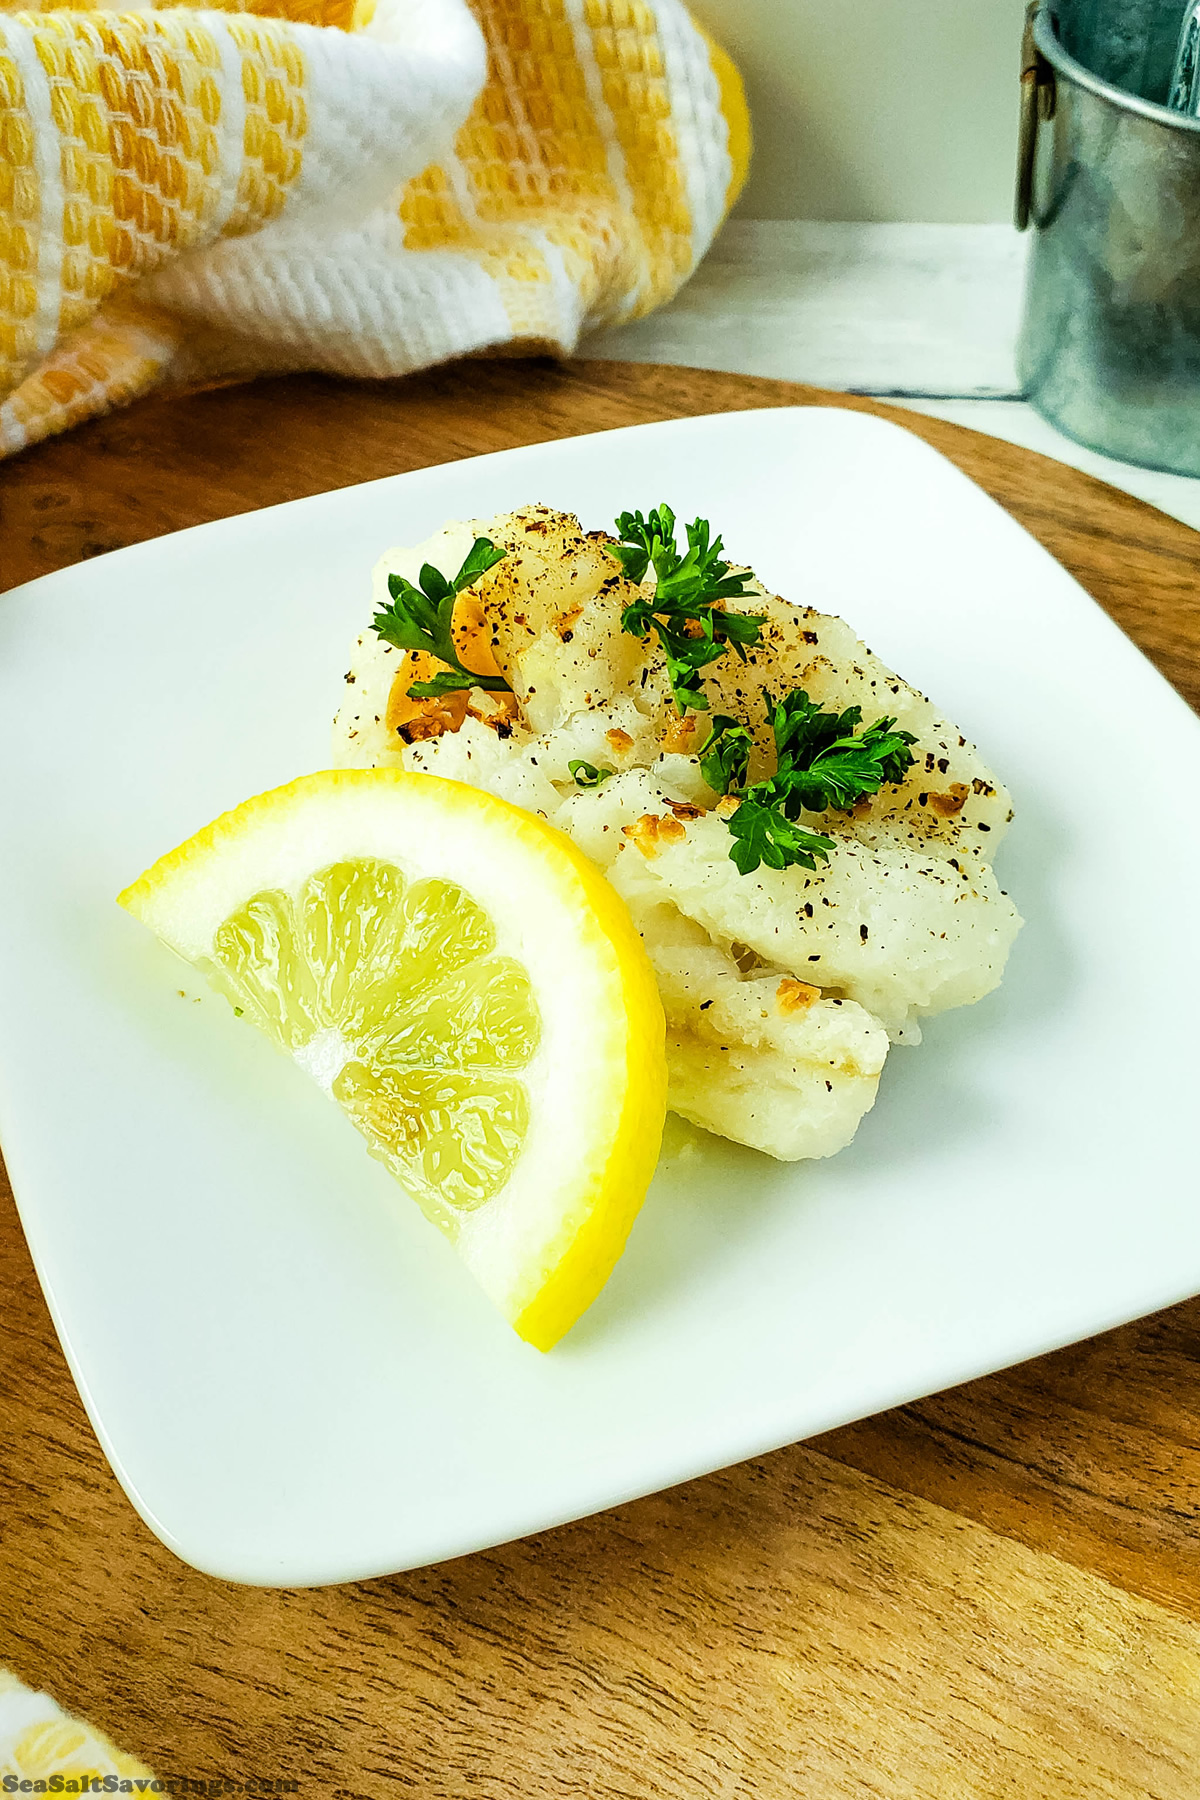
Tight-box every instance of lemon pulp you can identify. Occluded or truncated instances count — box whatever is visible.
[206,859,540,1235]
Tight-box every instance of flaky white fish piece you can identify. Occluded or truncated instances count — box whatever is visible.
[403,716,564,817]
[635,901,888,1161]
[632,581,1015,859]
[332,507,653,768]
[475,507,653,731]
[560,769,1021,1040]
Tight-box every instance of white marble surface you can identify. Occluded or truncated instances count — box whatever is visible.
[583,222,1200,535]
[589,222,1025,397]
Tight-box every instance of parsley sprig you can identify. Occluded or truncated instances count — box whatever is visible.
[697,714,753,796]
[701,690,918,876]
[612,505,766,714]
[568,759,615,788]
[765,690,919,808]
[372,538,510,698]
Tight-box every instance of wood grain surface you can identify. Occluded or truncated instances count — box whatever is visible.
[3,360,1200,1797]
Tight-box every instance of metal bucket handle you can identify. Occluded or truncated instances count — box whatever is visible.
[1016,1,1057,229]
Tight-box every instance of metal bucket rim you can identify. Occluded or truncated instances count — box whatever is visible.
[1032,2,1200,134]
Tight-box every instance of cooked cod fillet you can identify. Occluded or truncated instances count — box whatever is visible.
[559,768,1017,1040]
[635,901,888,1161]
[332,505,1021,1160]
[333,511,652,768]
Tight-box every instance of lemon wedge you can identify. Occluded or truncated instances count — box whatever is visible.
[118,769,667,1348]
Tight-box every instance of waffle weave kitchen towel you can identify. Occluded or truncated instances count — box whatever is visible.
[0,0,748,457]
[0,1669,158,1789]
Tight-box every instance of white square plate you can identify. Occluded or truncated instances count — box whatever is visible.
[2,407,1198,1586]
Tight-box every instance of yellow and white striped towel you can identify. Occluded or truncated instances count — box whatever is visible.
[0,1669,158,1790]
[0,0,749,457]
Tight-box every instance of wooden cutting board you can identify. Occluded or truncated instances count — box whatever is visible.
[3,360,1200,1798]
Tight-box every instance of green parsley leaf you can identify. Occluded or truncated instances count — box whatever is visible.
[568,759,616,789]
[372,537,510,697]
[764,689,918,814]
[613,505,767,714]
[453,537,509,592]
[700,687,918,877]
[405,669,480,699]
[698,714,753,796]
[725,798,835,877]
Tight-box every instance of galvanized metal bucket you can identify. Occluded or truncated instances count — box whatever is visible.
[1017,0,1200,474]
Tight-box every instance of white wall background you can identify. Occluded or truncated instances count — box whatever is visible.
[688,0,1028,222]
